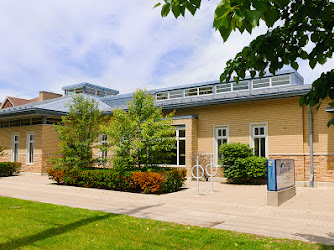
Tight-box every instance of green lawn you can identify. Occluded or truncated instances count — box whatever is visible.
[0,197,330,249]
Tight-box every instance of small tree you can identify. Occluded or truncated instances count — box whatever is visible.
[53,94,102,169]
[103,89,176,170]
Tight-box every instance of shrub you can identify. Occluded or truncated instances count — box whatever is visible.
[224,156,267,184]
[47,167,186,194]
[219,143,267,184]
[47,167,66,184]
[219,143,253,166]
[0,162,21,177]
[131,172,164,193]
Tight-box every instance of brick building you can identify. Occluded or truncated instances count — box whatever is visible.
[0,69,333,183]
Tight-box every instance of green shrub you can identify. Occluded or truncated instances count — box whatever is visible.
[219,143,253,166]
[48,167,186,194]
[219,143,267,184]
[0,162,21,177]
[224,156,267,184]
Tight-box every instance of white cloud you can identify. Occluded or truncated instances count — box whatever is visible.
[0,0,331,102]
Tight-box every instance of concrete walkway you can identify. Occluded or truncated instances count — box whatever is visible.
[0,174,334,245]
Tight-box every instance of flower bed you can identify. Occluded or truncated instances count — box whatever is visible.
[0,162,21,177]
[48,167,186,194]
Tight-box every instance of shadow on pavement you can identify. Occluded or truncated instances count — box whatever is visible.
[293,232,334,248]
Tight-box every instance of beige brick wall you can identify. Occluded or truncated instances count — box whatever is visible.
[0,124,60,173]
[171,97,334,182]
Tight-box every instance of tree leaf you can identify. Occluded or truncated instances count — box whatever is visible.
[309,59,317,69]
[172,4,181,18]
[291,62,299,70]
[154,3,161,8]
[161,4,170,17]
[218,26,232,42]
[245,10,262,27]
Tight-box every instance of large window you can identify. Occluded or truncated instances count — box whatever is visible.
[99,134,108,164]
[26,133,35,164]
[250,123,268,158]
[214,126,229,164]
[176,127,186,165]
[12,134,19,162]
[165,125,186,166]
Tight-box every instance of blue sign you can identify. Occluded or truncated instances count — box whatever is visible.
[267,159,295,191]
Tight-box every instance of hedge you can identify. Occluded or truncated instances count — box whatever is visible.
[48,167,186,194]
[0,162,21,177]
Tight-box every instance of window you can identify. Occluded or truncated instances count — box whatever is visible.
[252,78,270,89]
[232,80,249,91]
[12,134,19,162]
[85,87,96,96]
[214,126,229,164]
[185,88,198,97]
[165,125,186,166]
[198,86,213,95]
[216,84,231,93]
[169,90,182,99]
[271,75,290,86]
[75,88,84,94]
[156,92,168,100]
[26,133,35,164]
[250,123,268,158]
[99,134,108,164]
[176,127,186,165]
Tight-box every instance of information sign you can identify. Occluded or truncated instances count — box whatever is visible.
[267,159,295,191]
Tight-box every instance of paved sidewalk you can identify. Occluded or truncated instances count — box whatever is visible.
[1,174,334,245]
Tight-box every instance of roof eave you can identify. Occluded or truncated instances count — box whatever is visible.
[0,108,68,120]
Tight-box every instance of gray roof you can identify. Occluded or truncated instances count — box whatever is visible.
[100,93,133,110]
[62,82,119,95]
[157,84,312,110]
[148,68,303,94]
[0,70,313,120]
[0,95,112,120]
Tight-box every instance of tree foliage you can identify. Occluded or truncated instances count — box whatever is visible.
[0,146,6,157]
[102,89,176,170]
[155,0,334,125]
[53,94,102,169]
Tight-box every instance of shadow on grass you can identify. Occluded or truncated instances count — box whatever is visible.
[0,204,164,249]
[0,213,115,249]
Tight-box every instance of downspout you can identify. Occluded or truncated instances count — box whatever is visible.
[308,105,314,187]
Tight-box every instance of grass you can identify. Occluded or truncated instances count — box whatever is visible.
[0,197,331,249]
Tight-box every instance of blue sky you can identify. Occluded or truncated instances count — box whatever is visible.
[0,0,333,101]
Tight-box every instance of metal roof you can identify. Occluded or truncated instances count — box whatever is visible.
[157,84,312,110]
[62,82,119,95]
[148,69,303,94]
[100,93,133,110]
[0,95,112,120]
[0,70,312,120]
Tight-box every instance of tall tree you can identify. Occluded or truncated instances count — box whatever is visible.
[54,94,102,169]
[102,89,176,170]
[155,0,334,125]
